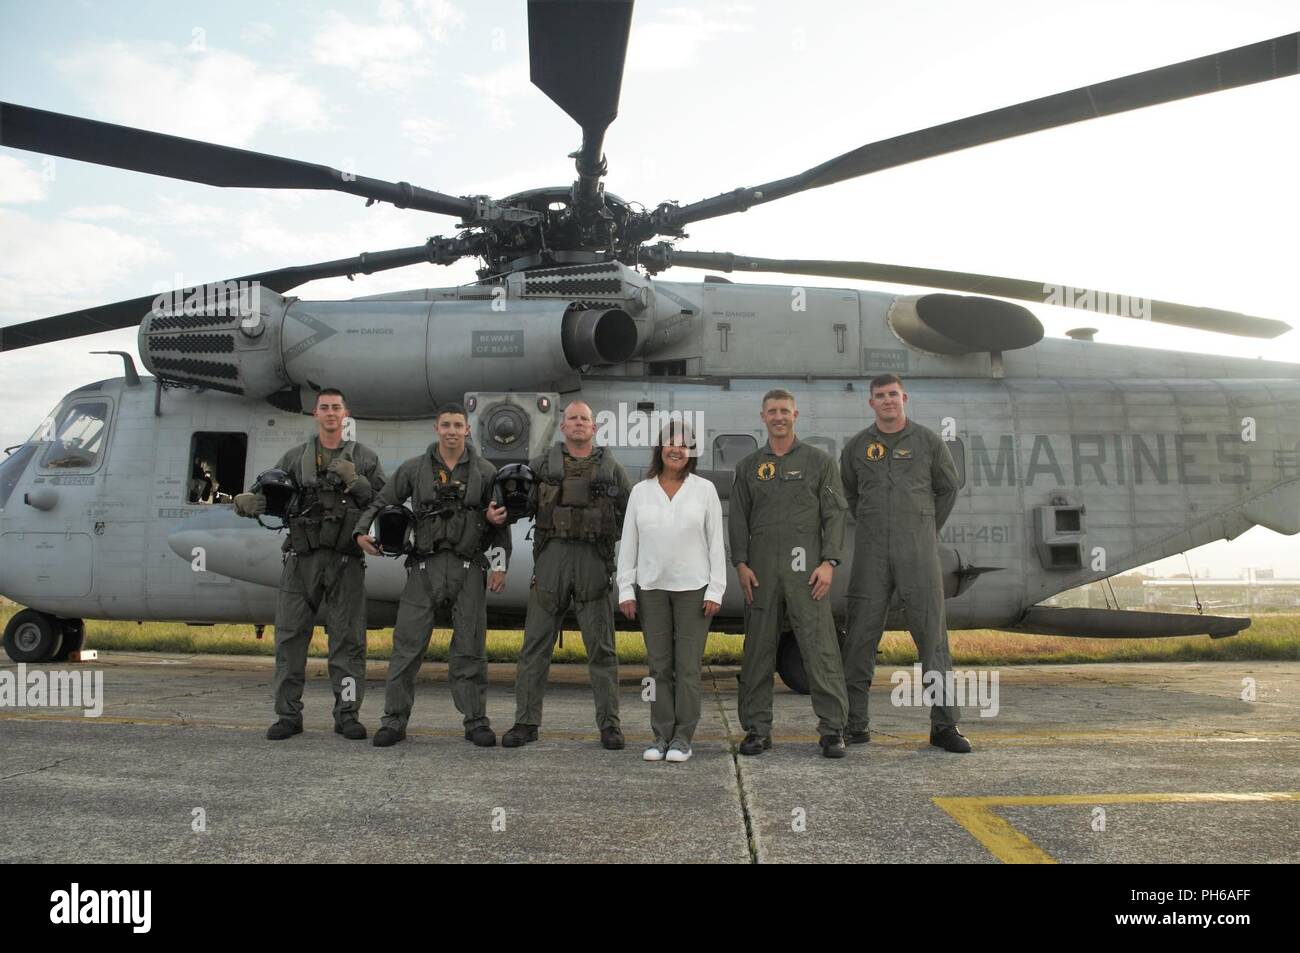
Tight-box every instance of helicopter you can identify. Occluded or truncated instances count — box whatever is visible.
[1,3,1297,694]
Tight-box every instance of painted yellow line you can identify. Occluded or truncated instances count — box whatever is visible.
[933,791,1300,864]
[933,797,1058,864]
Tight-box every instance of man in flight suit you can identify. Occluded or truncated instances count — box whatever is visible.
[730,388,850,759]
[503,400,632,751]
[234,387,386,741]
[840,374,970,753]
[354,403,510,748]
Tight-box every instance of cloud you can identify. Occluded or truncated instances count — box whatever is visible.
[240,21,275,45]
[54,41,330,146]
[65,204,131,220]
[311,0,465,91]
[459,61,531,130]
[626,7,751,73]
[0,209,168,324]
[401,116,450,156]
[0,156,50,204]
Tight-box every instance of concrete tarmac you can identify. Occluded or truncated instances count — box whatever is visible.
[1,654,1297,863]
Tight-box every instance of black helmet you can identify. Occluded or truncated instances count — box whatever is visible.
[370,504,415,557]
[252,467,297,526]
[492,463,536,523]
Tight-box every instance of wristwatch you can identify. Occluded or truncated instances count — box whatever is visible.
[826,558,841,567]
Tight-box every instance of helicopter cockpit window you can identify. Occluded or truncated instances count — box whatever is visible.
[188,432,248,504]
[39,401,111,470]
[713,434,758,471]
[697,434,758,502]
[0,444,39,509]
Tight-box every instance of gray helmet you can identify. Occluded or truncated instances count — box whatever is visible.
[492,463,536,523]
[371,504,415,557]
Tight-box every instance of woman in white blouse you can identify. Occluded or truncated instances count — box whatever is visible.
[617,421,726,763]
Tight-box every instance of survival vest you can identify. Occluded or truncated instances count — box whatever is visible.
[287,439,365,556]
[411,443,494,562]
[533,445,623,555]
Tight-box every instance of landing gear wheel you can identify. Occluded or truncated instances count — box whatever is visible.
[776,630,810,695]
[3,609,63,663]
[52,619,86,662]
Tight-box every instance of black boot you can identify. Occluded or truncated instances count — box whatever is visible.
[266,720,302,741]
[501,723,538,748]
[930,726,972,753]
[738,732,772,756]
[600,726,625,750]
[334,720,368,740]
[465,725,497,747]
[819,733,847,759]
[372,726,406,747]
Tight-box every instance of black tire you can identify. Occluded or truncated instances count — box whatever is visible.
[3,609,63,663]
[52,619,86,662]
[776,630,810,695]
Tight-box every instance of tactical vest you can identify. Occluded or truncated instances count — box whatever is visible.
[288,440,364,556]
[534,446,622,551]
[412,447,490,561]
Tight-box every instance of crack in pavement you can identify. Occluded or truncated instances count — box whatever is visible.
[0,756,74,782]
[707,665,759,864]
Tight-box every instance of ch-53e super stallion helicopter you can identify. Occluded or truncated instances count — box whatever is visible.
[1,3,1297,693]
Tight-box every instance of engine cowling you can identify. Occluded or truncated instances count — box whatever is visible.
[138,289,639,418]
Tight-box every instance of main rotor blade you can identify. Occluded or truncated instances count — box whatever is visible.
[0,244,460,352]
[646,248,1292,339]
[658,32,1299,229]
[0,102,477,217]
[528,0,634,207]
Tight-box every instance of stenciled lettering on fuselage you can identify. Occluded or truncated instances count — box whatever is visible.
[962,432,1276,487]
[702,430,1288,488]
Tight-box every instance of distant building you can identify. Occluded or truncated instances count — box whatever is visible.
[1141,578,1300,612]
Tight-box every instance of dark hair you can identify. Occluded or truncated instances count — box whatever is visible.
[647,419,699,480]
[869,374,904,396]
[315,387,347,406]
[436,402,469,421]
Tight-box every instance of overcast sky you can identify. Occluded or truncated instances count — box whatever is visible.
[1,0,1297,575]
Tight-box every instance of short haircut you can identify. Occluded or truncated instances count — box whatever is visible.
[869,374,904,396]
[563,400,593,417]
[647,419,699,480]
[761,388,797,408]
[316,387,347,406]
[436,401,468,421]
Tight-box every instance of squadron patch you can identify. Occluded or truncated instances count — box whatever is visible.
[865,441,887,462]
[757,461,777,481]
[438,469,450,484]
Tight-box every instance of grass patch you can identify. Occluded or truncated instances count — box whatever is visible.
[2,605,1296,664]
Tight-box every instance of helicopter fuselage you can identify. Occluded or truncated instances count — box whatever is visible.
[2,275,1297,646]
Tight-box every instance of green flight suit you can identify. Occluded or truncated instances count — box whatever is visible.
[840,419,961,731]
[265,437,385,728]
[514,445,632,731]
[729,437,849,738]
[354,441,510,733]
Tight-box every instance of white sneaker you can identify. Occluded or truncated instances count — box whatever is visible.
[665,744,692,763]
[643,743,667,762]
